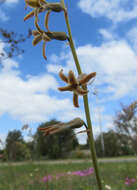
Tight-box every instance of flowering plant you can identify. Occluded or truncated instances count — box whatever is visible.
[24,0,103,189]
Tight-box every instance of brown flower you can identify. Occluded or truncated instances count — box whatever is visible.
[24,0,46,22]
[58,69,96,107]
[42,2,67,32]
[32,26,68,60]
[38,117,86,136]
[24,0,66,32]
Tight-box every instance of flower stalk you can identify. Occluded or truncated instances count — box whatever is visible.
[24,0,103,189]
[61,0,103,189]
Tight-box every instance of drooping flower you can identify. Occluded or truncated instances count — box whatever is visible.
[42,2,67,32]
[24,0,66,32]
[32,26,68,60]
[38,117,85,136]
[58,69,96,107]
[24,0,46,22]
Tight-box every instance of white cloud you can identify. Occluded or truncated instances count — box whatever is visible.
[77,41,137,99]
[0,43,96,133]
[0,43,82,122]
[5,0,19,4]
[47,40,137,100]
[46,39,137,145]
[127,27,137,51]
[0,133,6,149]
[78,0,137,22]
[99,29,114,41]
[1,38,137,144]
[0,0,19,5]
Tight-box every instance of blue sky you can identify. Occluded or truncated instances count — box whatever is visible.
[0,0,137,146]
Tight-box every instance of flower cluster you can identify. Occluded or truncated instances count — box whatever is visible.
[125,177,136,186]
[24,0,68,60]
[42,175,52,183]
[70,167,94,177]
[38,117,86,136]
[42,167,94,183]
[58,69,96,107]
[24,0,97,108]
[32,28,68,60]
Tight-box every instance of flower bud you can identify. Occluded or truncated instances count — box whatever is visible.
[25,0,45,8]
[46,32,69,41]
[44,3,65,12]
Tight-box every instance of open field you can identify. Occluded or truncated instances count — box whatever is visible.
[0,158,137,190]
[1,156,137,166]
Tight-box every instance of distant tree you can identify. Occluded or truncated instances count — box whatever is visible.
[114,101,137,153]
[14,141,31,161]
[95,130,135,157]
[0,28,32,61]
[5,130,23,160]
[5,130,31,161]
[25,140,35,159]
[34,119,79,159]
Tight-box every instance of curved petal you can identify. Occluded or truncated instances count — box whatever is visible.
[45,10,51,32]
[73,93,79,107]
[58,85,73,91]
[32,35,42,46]
[79,72,96,85]
[68,70,77,85]
[24,10,35,21]
[42,41,47,60]
[59,69,68,83]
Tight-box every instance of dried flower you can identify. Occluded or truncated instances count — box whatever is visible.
[24,0,66,32]
[39,117,85,136]
[24,0,46,22]
[58,69,96,107]
[42,2,67,32]
[32,27,68,60]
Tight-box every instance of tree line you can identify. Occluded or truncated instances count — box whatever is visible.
[0,101,137,161]
[95,101,137,157]
[1,119,79,161]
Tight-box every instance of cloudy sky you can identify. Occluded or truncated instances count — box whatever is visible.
[0,0,137,145]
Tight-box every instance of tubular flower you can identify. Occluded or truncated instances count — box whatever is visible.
[42,2,67,32]
[24,0,67,32]
[32,27,69,60]
[58,69,96,107]
[38,117,86,136]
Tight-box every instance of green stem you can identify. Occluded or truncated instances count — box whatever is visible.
[61,1,103,190]
[83,95,103,190]
[61,0,81,75]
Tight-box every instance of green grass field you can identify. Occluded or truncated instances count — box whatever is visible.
[0,160,137,190]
